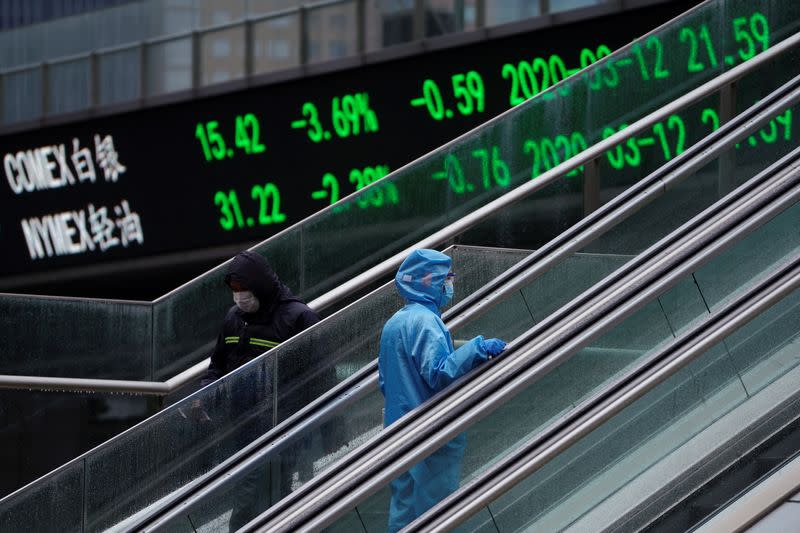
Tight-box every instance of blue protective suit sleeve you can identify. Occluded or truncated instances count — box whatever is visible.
[416,329,489,392]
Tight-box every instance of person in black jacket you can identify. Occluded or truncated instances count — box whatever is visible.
[200,250,320,387]
[197,250,320,529]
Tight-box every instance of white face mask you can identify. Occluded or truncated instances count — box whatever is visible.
[233,290,260,313]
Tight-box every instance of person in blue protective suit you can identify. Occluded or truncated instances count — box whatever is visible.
[378,249,507,532]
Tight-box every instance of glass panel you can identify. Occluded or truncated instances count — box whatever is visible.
[550,0,605,15]
[248,0,301,17]
[486,288,800,532]
[84,355,273,532]
[93,2,149,50]
[47,58,91,115]
[152,262,233,380]
[2,68,43,124]
[306,3,358,64]
[41,13,94,63]
[200,26,246,86]
[252,15,301,75]
[148,0,200,36]
[98,47,142,105]
[145,37,193,97]
[0,461,84,533]
[196,0,248,29]
[694,204,800,312]
[0,23,46,69]
[365,0,415,51]
[0,391,154,499]
[485,1,541,27]
[424,0,472,37]
[0,295,152,378]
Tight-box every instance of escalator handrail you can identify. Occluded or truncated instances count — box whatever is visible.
[132,73,800,530]
[242,83,794,524]
[1,28,798,396]
[247,145,800,531]
[407,256,800,532]
[694,452,800,533]
[120,69,800,529]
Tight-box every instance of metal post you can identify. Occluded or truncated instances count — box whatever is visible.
[356,0,366,54]
[454,0,464,30]
[191,31,202,89]
[89,52,99,107]
[139,41,148,100]
[718,82,737,197]
[583,158,601,215]
[475,0,486,29]
[244,19,254,78]
[413,0,425,41]
[299,6,309,65]
[719,81,737,124]
[540,0,550,15]
[41,62,49,117]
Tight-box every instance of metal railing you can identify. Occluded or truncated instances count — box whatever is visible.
[0,0,593,126]
[0,25,795,397]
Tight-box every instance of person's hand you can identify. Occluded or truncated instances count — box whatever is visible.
[482,338,507,359]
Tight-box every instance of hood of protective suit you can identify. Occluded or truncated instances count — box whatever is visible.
[395,249,451,312]
[224,251,292,309]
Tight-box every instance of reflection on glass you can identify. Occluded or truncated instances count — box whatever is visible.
[145,38,193,96]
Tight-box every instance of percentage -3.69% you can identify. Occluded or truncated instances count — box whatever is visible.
[291,92,380,143]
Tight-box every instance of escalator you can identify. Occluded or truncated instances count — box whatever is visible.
[87,33,800,533]
[400,220,800,533]
[2,0,799,530]
[248,114,800,533]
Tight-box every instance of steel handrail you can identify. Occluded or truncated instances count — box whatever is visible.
[247,147,800,530]
[129,77,800,529]
[2,28,796,396]
[694,452,800,533]
[408,255,800,532]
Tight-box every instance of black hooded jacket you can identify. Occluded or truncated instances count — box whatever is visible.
[201,251,320,387]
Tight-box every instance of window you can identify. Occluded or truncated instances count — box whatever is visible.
[328,41,347,58]
[212,39,231,58]
[268,39,290,59]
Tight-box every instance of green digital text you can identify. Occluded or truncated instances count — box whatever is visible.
[213,182,285,232]
[292,92,379,143]
[501,45,615,107]
[195,113,265,162]
[432,146,510,195]
[410,71,486,121]
[313,165,398,210]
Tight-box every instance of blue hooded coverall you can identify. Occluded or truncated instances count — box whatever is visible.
[378,249,490,532]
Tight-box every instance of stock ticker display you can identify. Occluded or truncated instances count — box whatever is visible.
[3,1,791,279]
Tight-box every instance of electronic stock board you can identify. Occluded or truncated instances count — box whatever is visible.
[4,0,789,284]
